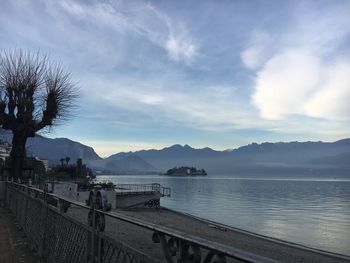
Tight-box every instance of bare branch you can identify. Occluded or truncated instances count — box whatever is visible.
[0,49,78,133]
[35,63,78,131]
[0,49,78,177]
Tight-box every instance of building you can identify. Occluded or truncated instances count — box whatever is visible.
[35,157,49,172]
[0,140,11,161]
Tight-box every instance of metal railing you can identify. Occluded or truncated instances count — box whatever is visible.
[115,183,171,197]
[0,180,278,263]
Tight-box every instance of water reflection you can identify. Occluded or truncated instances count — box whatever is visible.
[96,175,350,256]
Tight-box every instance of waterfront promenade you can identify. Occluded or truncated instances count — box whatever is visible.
[1,181,350,263]
[67,206,350,263]
[117,208,350,263]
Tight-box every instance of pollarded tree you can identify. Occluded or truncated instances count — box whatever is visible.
[0,50,77,178]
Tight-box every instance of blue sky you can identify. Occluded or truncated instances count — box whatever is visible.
[1,0,350,157]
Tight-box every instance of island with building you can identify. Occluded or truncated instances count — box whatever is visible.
[163,166,207,176]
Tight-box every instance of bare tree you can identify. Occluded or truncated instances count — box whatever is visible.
[0,50,77,178]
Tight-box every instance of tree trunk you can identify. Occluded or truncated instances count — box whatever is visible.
[10,132,27,179]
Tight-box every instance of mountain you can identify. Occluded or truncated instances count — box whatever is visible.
[136,144,234,174]
[27,136,102,164]
[308,152,350,167]
[0,129,101,164]
[230,140,350,164]
[103,154,156,173]
[116,140,350,175]
[0,129,155,174]
[1,128,349,176]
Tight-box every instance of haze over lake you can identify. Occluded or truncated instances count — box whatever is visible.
[97,175,350,256]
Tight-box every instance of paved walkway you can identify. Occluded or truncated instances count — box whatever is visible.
[0,207,40,263]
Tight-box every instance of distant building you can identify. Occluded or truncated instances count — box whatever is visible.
[0,140,11,161]
[38,158,49,172]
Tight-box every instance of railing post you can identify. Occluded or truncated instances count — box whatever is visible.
[15,187,18,216]
[40,184,49,259]
[88,190,106,263]
[97,234,102,263]
[0,180,7,207]
[24,191,28,233]
[4,181,7,207]
[91,193,96,262]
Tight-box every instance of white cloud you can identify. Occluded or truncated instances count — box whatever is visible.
[253,49,322,120]
[81,74,260,132]
[247,2,350,123]
[241,31,272,69]
[78,69,350,140]
[166,32,198,63]
[138,94,165,105]
[305,63,350,120]
[58,0,85,17]
[51,0,199,64]
[253,48,350,121]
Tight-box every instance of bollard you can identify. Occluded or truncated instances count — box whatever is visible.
[28,179,32,187]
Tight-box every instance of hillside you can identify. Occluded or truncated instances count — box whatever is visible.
[308,152,350,167]
[1,129,349,175]
[121,140,350,175]
[0,129,155,174]
[103,154,156,173]
[0,130,101,164]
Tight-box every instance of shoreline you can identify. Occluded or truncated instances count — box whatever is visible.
[161,207,350,259]
[105,206,350,262]
[96,175,350,256]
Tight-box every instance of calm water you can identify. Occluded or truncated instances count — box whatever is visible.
[96,175,350,256]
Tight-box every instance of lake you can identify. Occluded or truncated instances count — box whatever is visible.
[96,175,350,256]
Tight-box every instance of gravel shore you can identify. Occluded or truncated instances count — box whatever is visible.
[114,207,350,263]
[68,205,350,262]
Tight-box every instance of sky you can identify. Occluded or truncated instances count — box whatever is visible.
[1,0,350,157]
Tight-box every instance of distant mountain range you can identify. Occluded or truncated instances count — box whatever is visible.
[114,141,350,176]
[1,129,349,176]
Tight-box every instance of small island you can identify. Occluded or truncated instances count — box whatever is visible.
[163,166,207,176]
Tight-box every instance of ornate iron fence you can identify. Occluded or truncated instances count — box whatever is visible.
[1,180,278,263]
[3,181,154,263]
